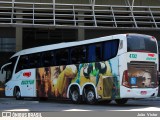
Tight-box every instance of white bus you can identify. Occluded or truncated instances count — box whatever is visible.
[1,33,159,105]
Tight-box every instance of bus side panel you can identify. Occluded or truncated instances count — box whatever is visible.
[36,67,53,98]
[36,66,76,98]
[36,60,120,100]
[107,57,120,99]
[36,66,71,98]
[14,69,36,97]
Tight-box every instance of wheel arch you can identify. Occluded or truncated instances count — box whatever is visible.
[67,83,81,98]
[82,83,98,99]
[13,86,20,96]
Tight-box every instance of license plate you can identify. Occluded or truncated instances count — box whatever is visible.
[141,91,147,95]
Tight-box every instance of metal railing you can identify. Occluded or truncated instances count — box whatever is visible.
[0,1,160,29]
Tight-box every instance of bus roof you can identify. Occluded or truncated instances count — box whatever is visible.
[11,33,148,58]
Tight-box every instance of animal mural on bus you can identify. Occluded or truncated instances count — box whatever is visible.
[36,67,52,97]
[36,61,120,99]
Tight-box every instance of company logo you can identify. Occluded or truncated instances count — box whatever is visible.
[21,80,34,85]
[23,72,31,78]
[146,54,156,61]
[2,112,11,117]
[148,53,155,57]
[146,57,156,61]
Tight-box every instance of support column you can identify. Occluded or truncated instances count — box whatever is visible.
[15,8,23,52]
[78,11,85,41]
[78,28,85,41]
[16,27,23,52]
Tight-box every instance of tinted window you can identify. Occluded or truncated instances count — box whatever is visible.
[42,51,55,67]
[88,43,102,62]
[127,35,157,53]
[71,46,87,64]
[55,49,69,65]
[16,55,29,73]
[103,39,119,60]
[29,53,41,68]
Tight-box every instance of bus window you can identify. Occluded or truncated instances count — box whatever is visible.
[103,39,119,60]
[16,55,29,72]
[42,51,55,67]
[88,43,102,62]
[127,34,157,53]
[55,49,69,65]
[71,46,87,64]
[29,53,41,68]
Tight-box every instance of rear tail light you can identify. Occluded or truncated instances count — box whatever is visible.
[122,70,130,88]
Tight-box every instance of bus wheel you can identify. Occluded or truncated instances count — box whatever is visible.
[85,88,96,104]
[15,89,22,100]
[115,98,128,105]
[69,88,81,104]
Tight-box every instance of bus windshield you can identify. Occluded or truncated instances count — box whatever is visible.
[1,57,17,83]
[127,34,157,53]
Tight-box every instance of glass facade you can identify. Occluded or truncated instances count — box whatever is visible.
[0,38,16,52]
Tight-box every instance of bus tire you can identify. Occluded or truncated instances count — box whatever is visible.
[85,88,96,104]
[69,87,81,104]
[15,88,23,100]
[115,98,128,105]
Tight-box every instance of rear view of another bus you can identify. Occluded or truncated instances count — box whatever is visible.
[119,34,159,102]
